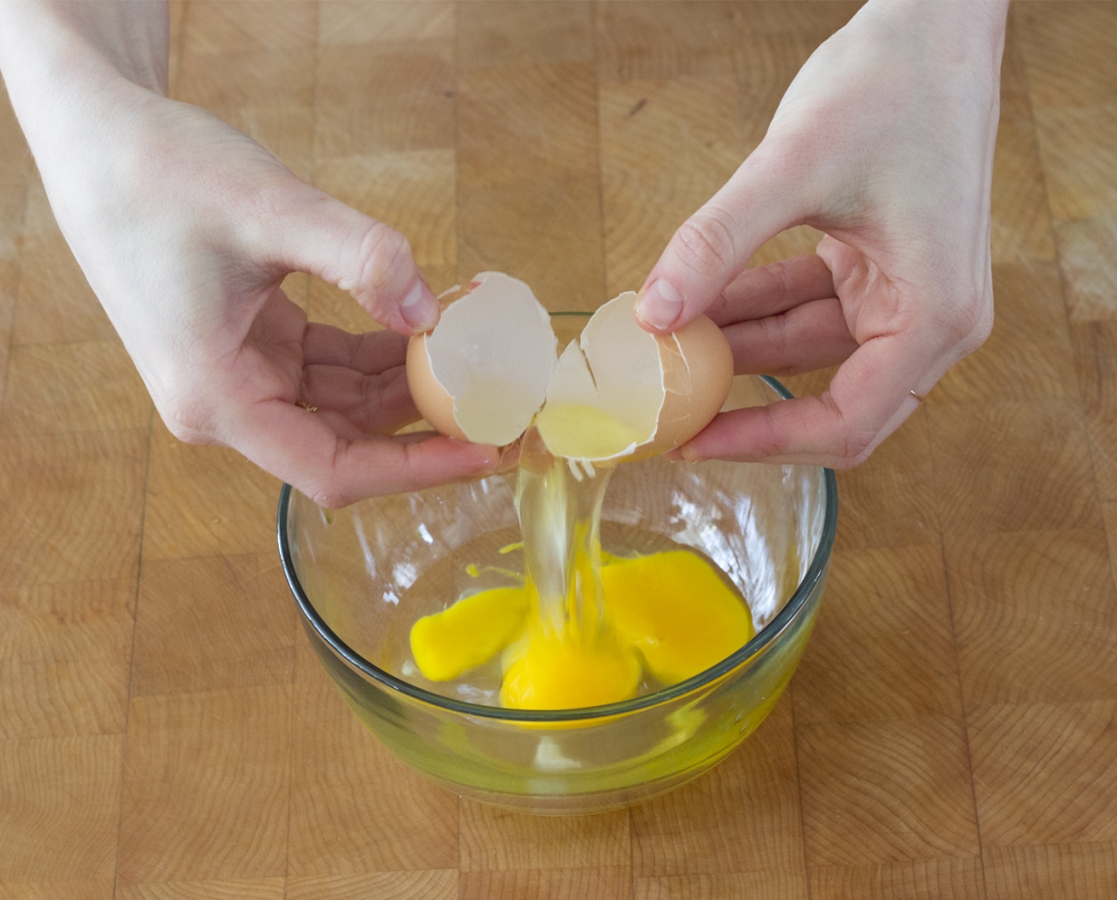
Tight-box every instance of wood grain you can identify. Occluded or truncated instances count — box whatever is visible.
[947,529,1117,707]
[458,1,593,70]
[826,406,940,552]
[809,857,986,900]
[141,419,279,562]
[288,652,459,877]
[631,703,804,877]
[984,842,1117,900]
[968,700,1117,847]
[288,871,457,900]
[796,715,980,867]
[791,545,963,726]
[0,735,125,882]
[116,686,292,885]
[1073,320,1117,500]
[458,803,629,872]
[2,3,1117,898]
[0,431,148,587]
[0,579,134,740]
[461,868,629,900]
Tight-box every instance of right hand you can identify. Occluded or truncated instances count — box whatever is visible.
[635,0,1007,469]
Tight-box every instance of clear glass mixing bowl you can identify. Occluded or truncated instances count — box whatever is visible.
[278,315,837,815]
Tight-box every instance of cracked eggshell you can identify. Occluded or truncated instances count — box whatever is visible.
[540,291,734,462]
[646,303,736,458]
[407,276,733,462]
[406,272,558,447]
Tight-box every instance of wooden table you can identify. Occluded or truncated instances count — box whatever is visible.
[2,2,1116,898]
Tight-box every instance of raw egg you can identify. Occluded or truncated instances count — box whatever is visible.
[408,549,755,710]
[406,272,734,463]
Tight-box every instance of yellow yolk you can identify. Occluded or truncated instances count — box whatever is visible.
[602,551,754,685]
[500,628,641,710]
[534,403,644,460]
[408,550,753,709]
[409,586,529,683]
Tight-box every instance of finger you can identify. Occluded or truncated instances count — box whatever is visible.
[634,145,814,333]
[302,323,409,374]
[261,180,439,335]
[704,254,836,327]
[722,297,859,376]
[679,330,931,469]
[230,398,501,507]
[299,364,418,435]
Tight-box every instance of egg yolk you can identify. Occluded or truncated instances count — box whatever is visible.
[534,403,644,460]
[602,551,754,685]
[500,626,641,710]
[408,550,754,709]
[410,586,529,683]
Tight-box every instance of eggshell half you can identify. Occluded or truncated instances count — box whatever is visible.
[646,310,735,458]
[406,272,557,446]
[406,275,733,462]
[538,292,734,462]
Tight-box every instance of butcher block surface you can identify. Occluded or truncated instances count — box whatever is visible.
[2,2,1117,898]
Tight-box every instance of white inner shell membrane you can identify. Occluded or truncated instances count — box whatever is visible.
[544,292,665,455]
[426,272,557,446]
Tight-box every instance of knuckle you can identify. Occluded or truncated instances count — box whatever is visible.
[818,393,875,469]
[240,170,306,248]
[310,441,354,509]
[394,442,423,491]
[943,301,983,348]
[159,399,211,445]
[937,270,994,354]
[741,406,788,460]
[765,257,797,300]
[833,429,875,469]
[965,300,994,350]
[771,312,795,355]
[672,210,738,279]
[355,223,413,294]
[251,174,300,222]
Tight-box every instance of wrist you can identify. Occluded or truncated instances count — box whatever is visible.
[857,0,1009,81]
[0,2,168,167]
[0,2,168,131]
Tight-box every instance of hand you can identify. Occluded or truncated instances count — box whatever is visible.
[60,95,500,507]
[634,0,1008,469]
[0,4,500,506]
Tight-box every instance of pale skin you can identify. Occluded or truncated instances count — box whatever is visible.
[638,0,1009,468]
[0,0,498,508]
[0,0,1009,504]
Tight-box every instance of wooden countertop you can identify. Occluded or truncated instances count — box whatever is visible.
[2,2,1116,898]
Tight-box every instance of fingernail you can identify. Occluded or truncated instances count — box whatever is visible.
[635,279,684,331]
[679,443,707,464]
[665,447,683,462]
[446,449,501,486]
[400,279,438,332]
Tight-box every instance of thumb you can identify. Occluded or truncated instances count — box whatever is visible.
[263,179,439,335]
[634,148,811,333]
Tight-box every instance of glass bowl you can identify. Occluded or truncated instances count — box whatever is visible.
[278,314,837,815]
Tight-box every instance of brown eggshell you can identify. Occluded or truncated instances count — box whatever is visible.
[404,272,557,447]
[645,314,734,456]
[405,333,467,442]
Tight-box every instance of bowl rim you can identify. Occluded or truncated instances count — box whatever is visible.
[277,375,838,722]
